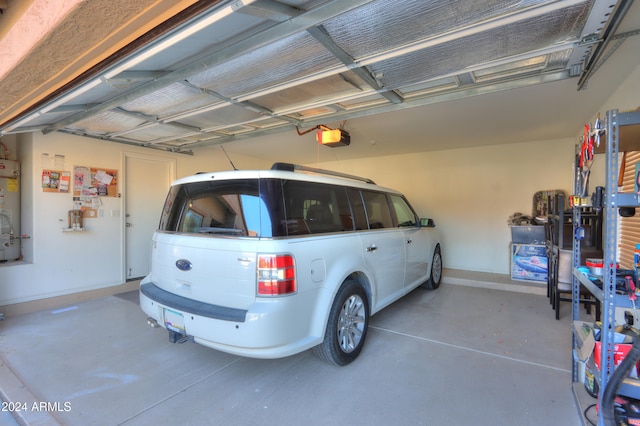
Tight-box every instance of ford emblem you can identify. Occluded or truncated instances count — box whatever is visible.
[175,259,192,271]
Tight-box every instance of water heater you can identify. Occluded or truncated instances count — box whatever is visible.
[0,159,20,261]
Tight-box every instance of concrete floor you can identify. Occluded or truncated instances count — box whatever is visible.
[0,276,589,425]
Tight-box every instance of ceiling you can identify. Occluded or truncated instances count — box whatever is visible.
[0,0,639,163]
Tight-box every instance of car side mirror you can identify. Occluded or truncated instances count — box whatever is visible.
[420,218,435,228]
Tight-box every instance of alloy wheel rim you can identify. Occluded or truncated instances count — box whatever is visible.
[433,252,442,283]
[337,294,365,353]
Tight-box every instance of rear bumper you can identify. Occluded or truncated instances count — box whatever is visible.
[140,282,247,322]
[139,280,326,359]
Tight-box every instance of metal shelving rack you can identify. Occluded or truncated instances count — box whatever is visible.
[572,109,640,424]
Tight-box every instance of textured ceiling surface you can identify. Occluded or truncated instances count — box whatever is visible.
[0,0,638,160]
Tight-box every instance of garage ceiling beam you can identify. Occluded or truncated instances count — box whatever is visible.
[241,0,406,105]
[106,70,168,84]
[306,26,404,104]
[109,107,203,136]
[59,128,195,155]
[49,104,100,114]
[239,0,303,21]
[455,73,476,86]
[178,80,302,126]
[577,0,634,90]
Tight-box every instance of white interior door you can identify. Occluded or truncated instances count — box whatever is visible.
[125,154,175,280]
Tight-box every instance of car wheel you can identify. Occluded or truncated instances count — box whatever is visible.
[313,279,369,366]
[423,245,442,290]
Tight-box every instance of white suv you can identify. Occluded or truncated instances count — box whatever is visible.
[140,163,442,365]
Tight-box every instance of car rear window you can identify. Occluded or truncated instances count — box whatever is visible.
[159,179,281,237]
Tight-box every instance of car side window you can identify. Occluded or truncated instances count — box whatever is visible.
[282,180,353,234]
[390,195,418,227]
[361,190,394,229]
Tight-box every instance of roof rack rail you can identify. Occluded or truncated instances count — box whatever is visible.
[271,162,375,184]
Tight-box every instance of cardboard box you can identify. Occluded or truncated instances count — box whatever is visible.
[511,243,548,282]
[573,321,596,361]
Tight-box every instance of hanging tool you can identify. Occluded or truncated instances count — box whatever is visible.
[626,275,638,324]
[580,123,589,168]
[593,114,602,148]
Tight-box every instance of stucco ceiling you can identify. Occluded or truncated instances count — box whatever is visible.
[0,0,639,164]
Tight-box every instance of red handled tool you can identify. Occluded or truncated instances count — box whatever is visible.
[626,276,637,323]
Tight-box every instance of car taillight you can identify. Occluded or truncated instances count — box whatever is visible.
[257,254,296,296]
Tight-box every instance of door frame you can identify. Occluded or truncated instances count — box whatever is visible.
[121,151,177,282]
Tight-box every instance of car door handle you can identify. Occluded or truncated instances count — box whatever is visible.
[366,245,377,252]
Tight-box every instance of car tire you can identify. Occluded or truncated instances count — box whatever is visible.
[313,279,369,366]
[423,244,442,290]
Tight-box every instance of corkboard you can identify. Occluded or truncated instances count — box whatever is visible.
[42,169,71,193]
[73,166,118,197]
